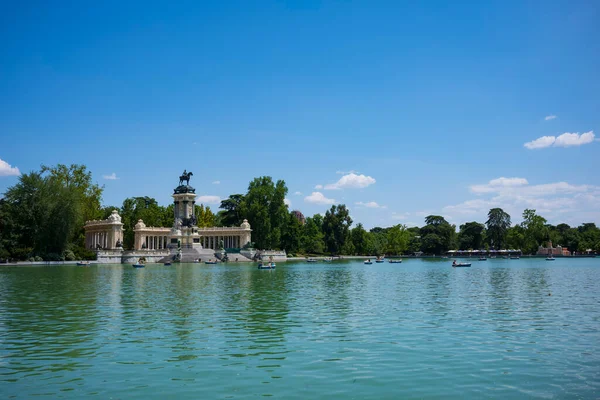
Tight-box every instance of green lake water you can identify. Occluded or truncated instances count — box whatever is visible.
[1,258,599,399]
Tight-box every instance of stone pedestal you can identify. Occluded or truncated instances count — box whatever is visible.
[169,184,202,250]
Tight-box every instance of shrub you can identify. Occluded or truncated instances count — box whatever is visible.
[63,250,76,261]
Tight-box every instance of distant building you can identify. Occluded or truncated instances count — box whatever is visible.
[291,210,306,225]
[537,241,570,256]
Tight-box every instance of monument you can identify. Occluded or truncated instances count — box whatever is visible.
[170,169,202,251]
[85,169,254,263]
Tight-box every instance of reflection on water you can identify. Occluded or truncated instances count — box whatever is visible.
[1,259,599,399]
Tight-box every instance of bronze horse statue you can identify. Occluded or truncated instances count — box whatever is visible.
[179,170,193,186]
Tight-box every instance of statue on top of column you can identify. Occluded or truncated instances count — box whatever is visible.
[179,170,193,186]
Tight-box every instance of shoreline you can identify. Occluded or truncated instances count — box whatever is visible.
[1,254,596,267]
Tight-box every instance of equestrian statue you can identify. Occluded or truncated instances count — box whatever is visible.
[179,170,193,186]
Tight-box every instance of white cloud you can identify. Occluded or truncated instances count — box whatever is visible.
[103,173,119,180]
[471,177,529,194]
[0,158,20,177]
[304,192,336,205]
[443,177,600,226]
[212,180,220,185]
[554,131,595,147]
[197,195,221,204]
[524,131,595,149]
[324,173,376,190]
[545,115,557,121]
[315,184,323,189]
[294,191,302,196]
[392,212,409,220]
[284,198,291,207]
[524,135,556,149]
[355,201,386,209]
[336,169,358,175]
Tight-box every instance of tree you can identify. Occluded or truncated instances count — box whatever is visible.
[521,209,548,254]
[486,208,511,249]
[301,215,325,254]
[322,205,353,254]
[120,196,171,249]
[195,204,216,227]
[351,223,371,255]
[421,233,443,255]
[386,224,410,255]
[217,194,245,226]
[506,225,525,250]
[281,211,302,253]
[458,221,486,250]
[420,215,455,254]
[243,177,288,250]
[0,165,104,260]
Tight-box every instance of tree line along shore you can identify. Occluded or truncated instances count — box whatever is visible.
[1,164,599,262]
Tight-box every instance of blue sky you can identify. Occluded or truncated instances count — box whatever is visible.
[1,0,598,229]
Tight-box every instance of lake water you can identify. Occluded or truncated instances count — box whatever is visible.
[1,258,599,399]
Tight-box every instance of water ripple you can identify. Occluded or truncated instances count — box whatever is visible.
[0,259,599,398]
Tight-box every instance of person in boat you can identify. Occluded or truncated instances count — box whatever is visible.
[452,260,457,266]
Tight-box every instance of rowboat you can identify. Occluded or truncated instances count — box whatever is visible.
[76,261,90,266]
[375,259,385,263]
[452,262,471,267]
[133,257,145,268]
[258,262,275,270]
[364,260,373,265]
[205,261,217,265]
[510,256,520,260]
[478,257,487,261]
[306,258,318,263]
[324,257,333,262]
[388,259,402,264]
[546,257,555,261]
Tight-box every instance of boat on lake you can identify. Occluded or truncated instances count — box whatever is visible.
[546,256,555,261]
[258,262,275,270]
[364,259,373,265]
[510,256,520,260]
[452,261,471,267]
[478,257,487,261]
[205,260,217,265]
[324,257,333,262]
[133,257,146,268]
[164,262,172,266]
[375,257,385,263]
[389,259,402,264]
[306,258,318,263]
[76,261,90,266]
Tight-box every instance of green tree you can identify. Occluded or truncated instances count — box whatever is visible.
[458,221,486,250]
[243,177,288,249]
[386,224,410,255]
[521,209,548,254]
[119,196,171,249]
[300,215,325,254]
[0,164,103,260]
[578,223,600,252]
[420,215,456,254]
[217,194,246,226]
[195,204,216,227]
[281,211,302,253]
[506,225,526,250]
[351,223,371,255]
[322,205,353,254]
[486,208,511,249]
